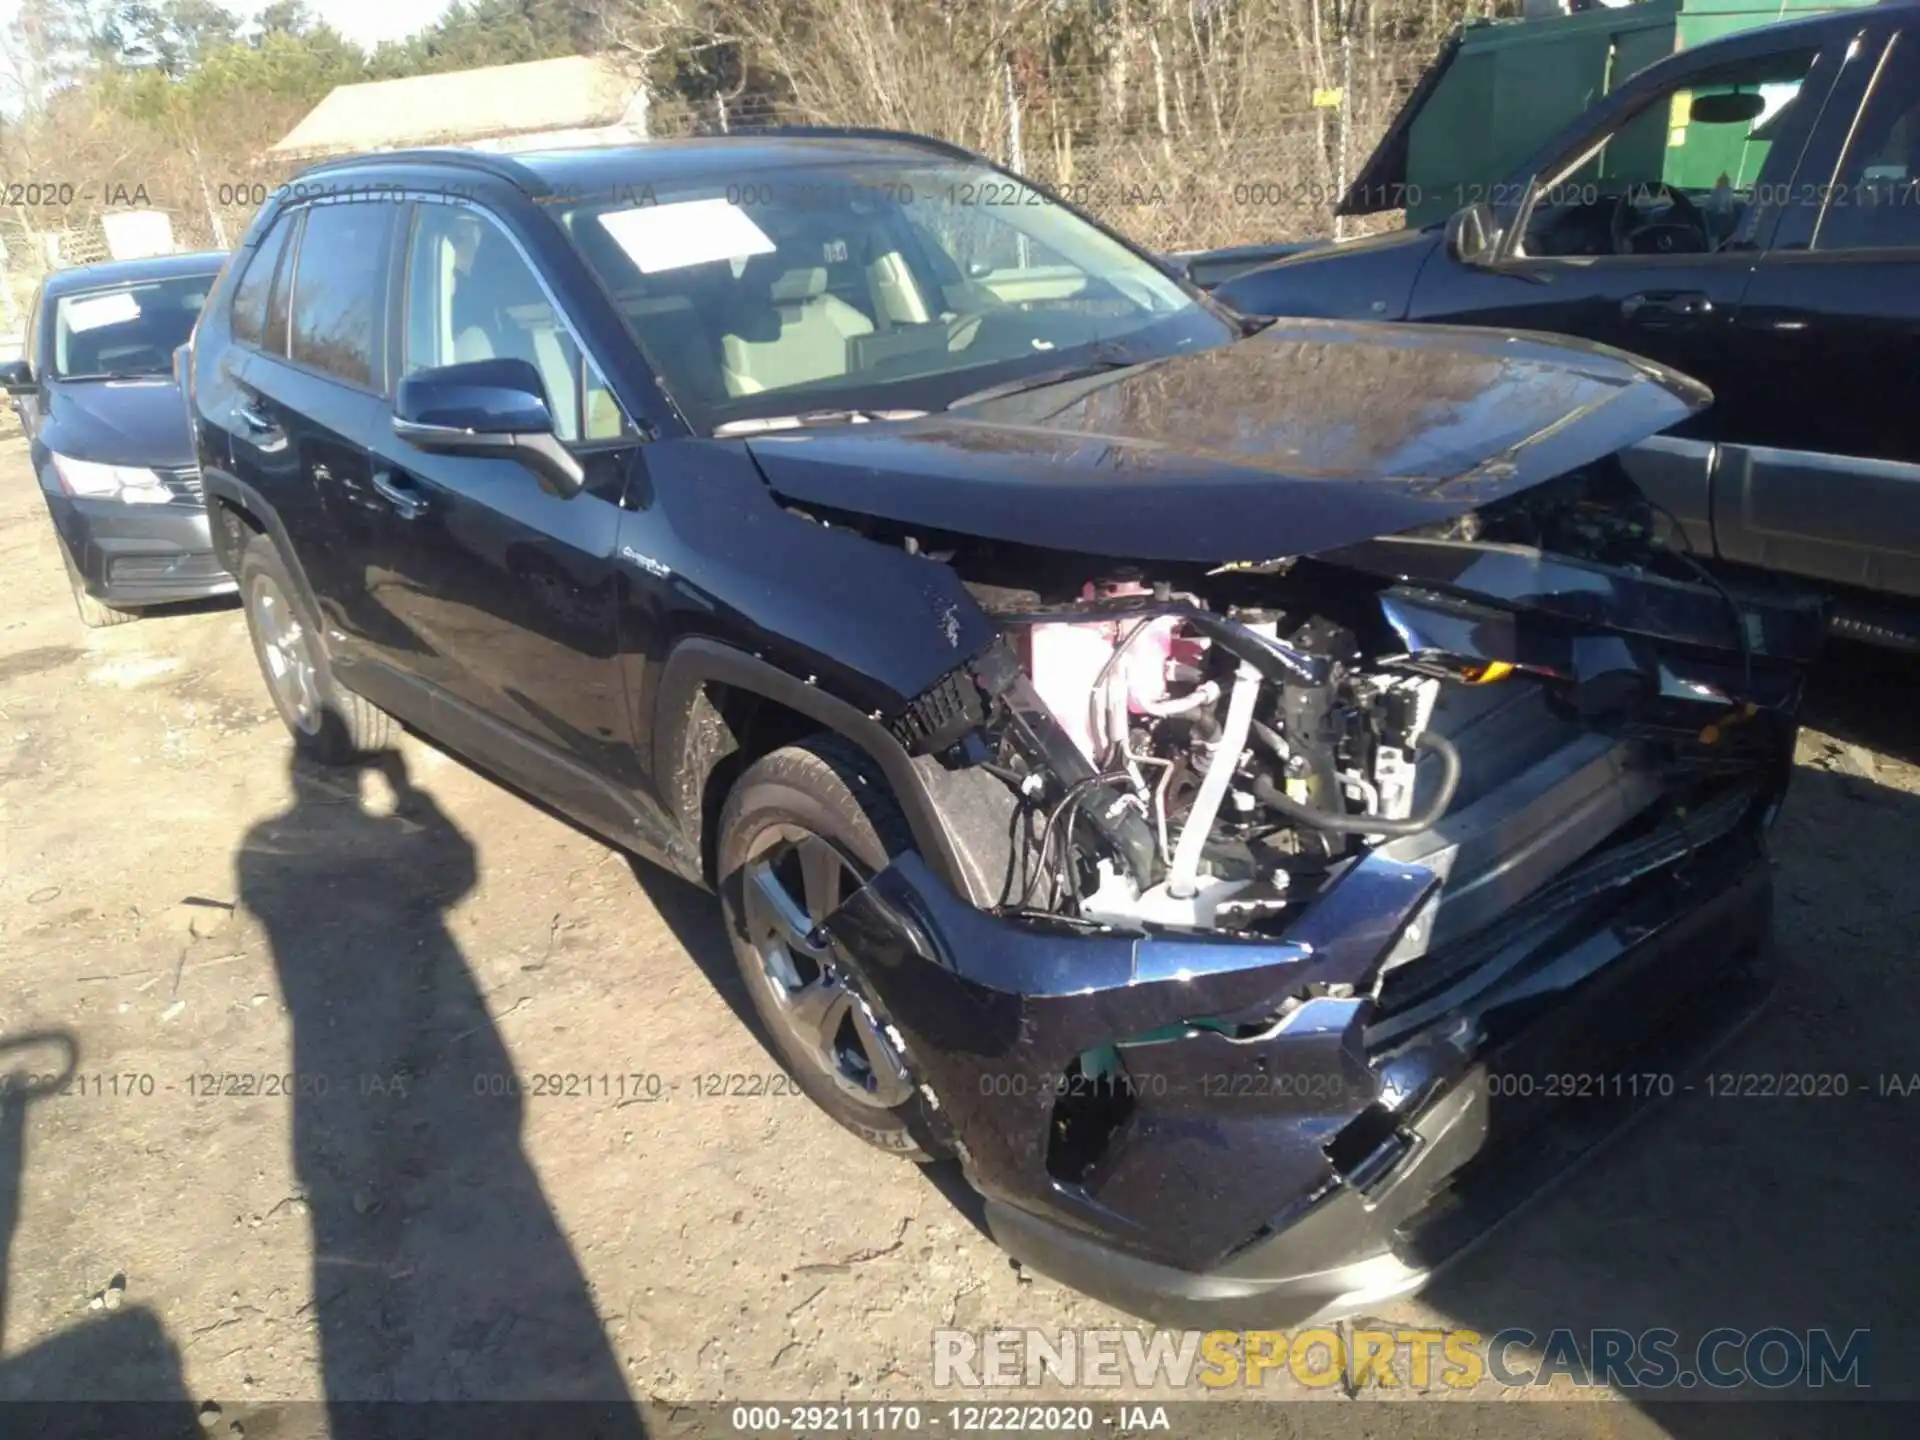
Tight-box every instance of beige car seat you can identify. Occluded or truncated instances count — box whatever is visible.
[720,263,874,396]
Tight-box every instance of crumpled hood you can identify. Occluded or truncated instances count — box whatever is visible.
[745,319,1708,564]
[41,376,194,469]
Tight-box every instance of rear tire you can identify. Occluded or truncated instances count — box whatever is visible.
[716,736,947,1161]
[59,541,138,628]
[238,533,392,765]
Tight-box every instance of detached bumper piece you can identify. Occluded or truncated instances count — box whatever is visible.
[824,791,1776,1327]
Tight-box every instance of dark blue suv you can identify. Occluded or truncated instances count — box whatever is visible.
[191,134,1817,1326]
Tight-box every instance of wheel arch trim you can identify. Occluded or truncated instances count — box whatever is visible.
[200,467,324,624]
[651,638,983,904]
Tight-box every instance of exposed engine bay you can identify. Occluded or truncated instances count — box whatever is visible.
[870,460,1804,941]
[1003,587,1451,932]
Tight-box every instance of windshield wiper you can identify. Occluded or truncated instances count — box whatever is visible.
[58,370,166,383]
[947,352,1150,410]
[713,407,926,438]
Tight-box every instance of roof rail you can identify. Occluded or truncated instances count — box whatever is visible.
[286,148,550,195]
[718,125,988,166]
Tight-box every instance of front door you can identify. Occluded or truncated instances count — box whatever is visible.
[1404,27,1872,548]
[1409,33,1856,426]
[366,201,659,843]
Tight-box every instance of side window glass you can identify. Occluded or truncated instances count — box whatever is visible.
[1520,48,1818,259]
[288,202,393,387]
[230,216,292,348]
[1817,35,1920,252]
[402,205,631,444]
[265,211,303,357]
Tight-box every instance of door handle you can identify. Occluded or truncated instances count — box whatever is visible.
[370,469,428,520]
[237,399,277,432]
[1621,291,1713,325]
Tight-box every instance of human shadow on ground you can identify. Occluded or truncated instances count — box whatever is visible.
[236,750,645,1436]
[0,1030,198,1437]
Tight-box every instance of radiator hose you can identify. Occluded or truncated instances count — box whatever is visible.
[1251,731,1462,837]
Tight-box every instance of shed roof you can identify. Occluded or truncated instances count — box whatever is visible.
[269,55,645,158]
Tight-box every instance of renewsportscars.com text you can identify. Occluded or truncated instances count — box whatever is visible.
[932,1326,1871,1391]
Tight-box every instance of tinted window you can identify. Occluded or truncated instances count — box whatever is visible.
[231,217,293,347]
[266,211,303,357]
[402,204,630,442]
[51,273,217,380]
[1817,35,1920,251]
[288,202,393,387]
[1520,49,1817,259]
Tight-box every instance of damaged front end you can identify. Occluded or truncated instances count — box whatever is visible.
[805,456,1815,1324]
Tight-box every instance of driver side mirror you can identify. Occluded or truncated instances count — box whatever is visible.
[392,357,584,500]
[1,357,36,395]
[1444,202,1502,268]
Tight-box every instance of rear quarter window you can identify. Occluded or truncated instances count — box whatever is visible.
[231,216,295,348]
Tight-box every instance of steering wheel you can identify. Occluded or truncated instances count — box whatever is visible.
[1610,183,1712,256]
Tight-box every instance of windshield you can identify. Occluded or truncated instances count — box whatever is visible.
[51,273,216,381]
[554,158,1232,432]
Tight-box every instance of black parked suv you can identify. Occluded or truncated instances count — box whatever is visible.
[5,252,232,626]
[192,134,1819,1325]
[1211,2,1920,649]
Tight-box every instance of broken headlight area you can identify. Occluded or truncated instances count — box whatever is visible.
[880,514,1799,945]
[816,490,1801,1276]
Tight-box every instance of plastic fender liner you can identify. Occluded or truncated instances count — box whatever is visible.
[650,637,993,904]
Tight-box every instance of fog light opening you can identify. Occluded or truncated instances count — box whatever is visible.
[1043,1046,1139,1185]
[1325,1102,1414,1195]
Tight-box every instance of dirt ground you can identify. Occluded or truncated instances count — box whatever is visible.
[2,431,1917,1437]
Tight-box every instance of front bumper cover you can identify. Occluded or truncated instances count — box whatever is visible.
[48,496,235,607]
[823,787,1777,1325]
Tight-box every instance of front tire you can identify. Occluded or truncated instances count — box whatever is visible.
[238,533,391,765]
[716,737,947,1161]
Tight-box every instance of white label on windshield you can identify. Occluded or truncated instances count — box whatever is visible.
[64,291,143,332]
[596,199,776,274]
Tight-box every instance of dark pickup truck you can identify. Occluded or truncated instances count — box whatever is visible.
[1195,2,1920,649]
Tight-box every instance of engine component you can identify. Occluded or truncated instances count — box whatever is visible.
[999,583,1462,932]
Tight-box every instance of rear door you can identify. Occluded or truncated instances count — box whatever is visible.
[231,199,422,714]
[1719,20,1920,600]
[201,208,296,501]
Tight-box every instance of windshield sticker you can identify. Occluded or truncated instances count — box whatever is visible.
[63,291,142,332]
[596,199,777,274]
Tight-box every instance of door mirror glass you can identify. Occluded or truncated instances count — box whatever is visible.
[393,358,585,499]
[1445,202,1501,268]
[1,357,34,395]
